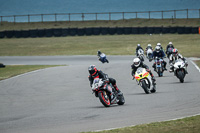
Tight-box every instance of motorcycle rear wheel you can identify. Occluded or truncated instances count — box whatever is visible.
[98,91,111,107]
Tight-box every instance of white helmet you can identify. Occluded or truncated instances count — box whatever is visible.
[155,46,161,53]
[137,44,140,46]
[148,44,151,47]
[157,43,161,46]
[169,42,173,45]
[133,58,141,67]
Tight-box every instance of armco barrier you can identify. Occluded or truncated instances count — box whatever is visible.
[0,27,199,39]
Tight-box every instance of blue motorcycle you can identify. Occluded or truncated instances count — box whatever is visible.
[98,53,109,63]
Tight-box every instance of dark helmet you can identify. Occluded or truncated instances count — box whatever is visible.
[88,65,98,77]
[97,50,102,55]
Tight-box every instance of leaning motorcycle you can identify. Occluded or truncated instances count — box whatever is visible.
[146,48,153,62]
[92,78,125,107]
[154,57,164,77]
[134,67,156,94]
[137,49,145,62]
[173,59,188,83]
[98,53,109,63]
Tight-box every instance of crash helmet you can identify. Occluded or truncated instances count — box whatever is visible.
[97,50,102,55]
[148,44,151,47]
[88,65,98,77]
[157,43,161,47]
[172,48,178,56]
[169,42,173,45]
[137,44,141,47]
[133,58,141,67]
[155,46,161,53]
[169,42,173,47]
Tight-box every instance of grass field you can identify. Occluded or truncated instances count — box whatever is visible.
[0,34,200,57]
[83,115,200,133]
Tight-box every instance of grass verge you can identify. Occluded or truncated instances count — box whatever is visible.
[83,115,200,133]
[0,34,200,57]
[0,65,61,80]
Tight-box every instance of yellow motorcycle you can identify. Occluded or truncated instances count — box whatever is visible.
[134,67,156,94]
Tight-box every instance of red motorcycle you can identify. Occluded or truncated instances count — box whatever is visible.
[92,78,125,107]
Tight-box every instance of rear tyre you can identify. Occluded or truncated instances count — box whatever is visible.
[117,94,125,105]
[98,91,110,107]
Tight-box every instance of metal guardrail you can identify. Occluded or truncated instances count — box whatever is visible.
[0,9,200,24]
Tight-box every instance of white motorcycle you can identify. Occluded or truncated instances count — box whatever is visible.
[137,49,145,62]
[173,59,188,83]
[146,48,153,62]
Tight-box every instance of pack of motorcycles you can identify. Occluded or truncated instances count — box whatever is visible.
[94,48,188,107]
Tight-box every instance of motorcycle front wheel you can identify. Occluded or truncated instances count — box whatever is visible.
[177,71,185,83]
[141,80,151,94]
[98,91,111,107]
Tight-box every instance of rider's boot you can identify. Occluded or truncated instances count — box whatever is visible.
[151,76,156,85]
[113,85,122,95]
[152,63,156,71]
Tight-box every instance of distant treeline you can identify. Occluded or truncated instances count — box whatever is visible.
[0,27,199,38]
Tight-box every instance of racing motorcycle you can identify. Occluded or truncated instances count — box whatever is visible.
[137,49,145,62]
[134,67,156,94]
[154,57,164,77]
[173,59,188,83]
[92,78,125,107]
[146,48,153,62]
[98,53,109,63]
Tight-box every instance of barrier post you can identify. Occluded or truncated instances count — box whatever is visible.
[199,27,200,34]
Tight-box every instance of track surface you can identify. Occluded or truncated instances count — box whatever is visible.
[0,56,200,133]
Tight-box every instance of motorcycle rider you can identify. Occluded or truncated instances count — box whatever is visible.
[166,42,174,58]
[152,46,167,71]
[156,43,165,54]
[146,44,153,51]
[136,44,144,56]
[169,48,188,73]
[88,65,122,96]
[131,58,156,85]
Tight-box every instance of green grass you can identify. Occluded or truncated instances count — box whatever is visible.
[0,65,60,80]
[83,115,200,133]
[0,34,200,57]
[0,18,200,31]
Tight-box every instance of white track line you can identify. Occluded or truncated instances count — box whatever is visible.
[190,60,200,72]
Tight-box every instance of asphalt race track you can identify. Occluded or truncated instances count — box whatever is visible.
[0,56,200,133]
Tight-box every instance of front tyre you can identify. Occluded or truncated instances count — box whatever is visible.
[98,91,110,107]
[141,80,151,94]
[177,71,185,83]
